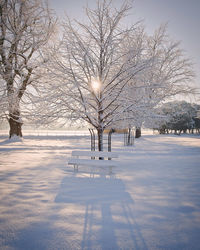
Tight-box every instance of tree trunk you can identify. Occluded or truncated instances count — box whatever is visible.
[97,128,104,151]
[9,111,23,138]
[127,128,131,145]
[135,127,141,138]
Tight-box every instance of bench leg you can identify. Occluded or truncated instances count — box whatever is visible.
[74,165,79,172]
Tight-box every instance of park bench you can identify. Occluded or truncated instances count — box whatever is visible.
[68,150,119,171]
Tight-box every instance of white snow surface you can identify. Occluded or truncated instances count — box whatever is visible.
[0,133,200,250]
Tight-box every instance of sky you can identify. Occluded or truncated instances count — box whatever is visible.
[49,0,200,99]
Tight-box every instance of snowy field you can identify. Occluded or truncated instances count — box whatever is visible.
[0,132,200,250]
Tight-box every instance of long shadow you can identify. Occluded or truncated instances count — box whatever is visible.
[0,146,75,152]
[139,135,200,150]
[0,135,91,153]
[55,167,148,250]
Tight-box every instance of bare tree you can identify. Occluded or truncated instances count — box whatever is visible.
[0,0,55,138]
[145,25,194,99]
[117,24,195,137]
[36,0,151,151]
[34,2,194,148]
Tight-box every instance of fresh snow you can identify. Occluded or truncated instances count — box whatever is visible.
[0,133,200,250]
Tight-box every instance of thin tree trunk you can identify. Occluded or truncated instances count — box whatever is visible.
[127,127,131,145]
[9,111,23,138]
[135,127,141,138]
[97,128,103,151]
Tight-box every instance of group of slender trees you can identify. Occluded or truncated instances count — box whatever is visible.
[0,0,196,150]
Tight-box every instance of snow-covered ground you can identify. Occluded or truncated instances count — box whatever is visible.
[0,133,200,250]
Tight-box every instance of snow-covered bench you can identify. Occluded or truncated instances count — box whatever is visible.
[68,150,119,170]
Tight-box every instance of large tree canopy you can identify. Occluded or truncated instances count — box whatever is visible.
[0,0,56,138]
[118,25,195,131]
[35,0,152,150]
[33,0,195,150]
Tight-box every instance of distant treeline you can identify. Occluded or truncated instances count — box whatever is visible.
[154,101,200,135]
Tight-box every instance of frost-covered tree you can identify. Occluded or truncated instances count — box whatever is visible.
[146,25,194,99]
[36,0,150,150]
[155,101,200,134]
[0,0,55,138]
[33,1,194,148]
[117,25,194,137]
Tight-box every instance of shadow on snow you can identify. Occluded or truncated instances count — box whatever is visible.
[55,167,148,250]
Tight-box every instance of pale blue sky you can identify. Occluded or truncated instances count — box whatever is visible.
[49,0,200,92]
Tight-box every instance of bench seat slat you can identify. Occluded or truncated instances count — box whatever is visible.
[71,150,118,158]
[68,158,119,167]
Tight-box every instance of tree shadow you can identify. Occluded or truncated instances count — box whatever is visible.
[55,167,148,249]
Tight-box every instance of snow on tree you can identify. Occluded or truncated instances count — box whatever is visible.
[154,101,200,134]
[0,0,56,138]
[31,1,195,148]
[116,24,195,136]
[35,0,151,151]
[146,25,195,98]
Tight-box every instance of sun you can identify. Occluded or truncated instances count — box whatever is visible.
[91,78,101,93]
